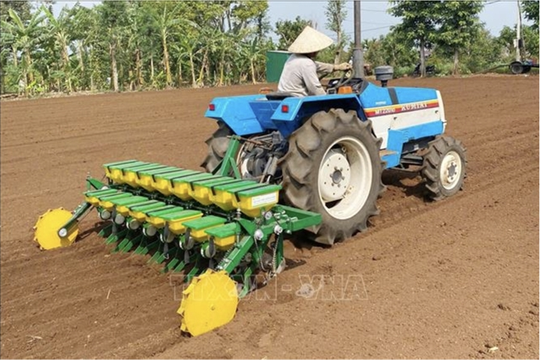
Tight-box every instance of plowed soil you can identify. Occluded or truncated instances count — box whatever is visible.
[1,75,538,359]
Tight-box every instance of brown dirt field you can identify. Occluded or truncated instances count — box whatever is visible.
[1,75,538,359]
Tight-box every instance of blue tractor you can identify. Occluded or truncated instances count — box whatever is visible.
[202,67,467,245]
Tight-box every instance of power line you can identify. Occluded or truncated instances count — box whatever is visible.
[346,6,389,13]
[344,24,394,34]
[362,21,394,25]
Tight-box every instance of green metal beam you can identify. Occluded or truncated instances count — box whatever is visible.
[214,136,242,179]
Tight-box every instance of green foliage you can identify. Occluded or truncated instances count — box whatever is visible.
[362,37,386,69]
[435,0,484,75]
[353,28,416,75]
[2,0,537,96]
[1,6,46,95]
[232,0,269,30]
[389,0,484,76]
[461,28,503,72]
[389,0,439,46]
[522,0,539,30]
[316,46,336,64]
[0,0,32,23]
[523,25,540,58]
[388,0,441,77]
[325,0,347,33]
[325,0,348,63]
[498,24,539,61]
[380,30,417,68]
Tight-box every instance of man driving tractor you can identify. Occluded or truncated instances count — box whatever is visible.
[278,25,352,97]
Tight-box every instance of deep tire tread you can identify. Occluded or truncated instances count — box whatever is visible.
[421,135,467,201]
[201,122,232,172]
[280,109,384,245]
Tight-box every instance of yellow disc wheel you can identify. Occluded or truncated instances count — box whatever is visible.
[33,208,79,250]
[178,269,239,336]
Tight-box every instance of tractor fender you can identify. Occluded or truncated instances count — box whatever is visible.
[271,93,362,121]
[205,95,267,136]
[270,94,364,137]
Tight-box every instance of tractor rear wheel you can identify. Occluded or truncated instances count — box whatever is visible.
[421,135,467,200]
[280,109,384,245]
[201,121,232,173]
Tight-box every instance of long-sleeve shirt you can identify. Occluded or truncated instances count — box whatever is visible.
[277,54,334,97]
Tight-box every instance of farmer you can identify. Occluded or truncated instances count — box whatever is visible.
[278,25,352,97]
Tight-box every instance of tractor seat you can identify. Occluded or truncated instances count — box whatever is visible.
[265,92,296,101]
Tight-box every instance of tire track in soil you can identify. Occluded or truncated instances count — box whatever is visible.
[1,76,537,359]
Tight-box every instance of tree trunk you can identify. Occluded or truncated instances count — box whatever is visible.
[25,50,33,83]
[150,54,155,87]
[453,48,459,75]
[12,47,19,94]
[129,69,134,90]
[0,61,4,94]
[162,31,172,87]
[251,59,257,84]
[419,39,426,78]
[334,27,342,65]
[110,41,119,91]
[24,50,32,96]
[189,52,196,88]
[77,41,85,72]
[177,59,182,85]
[62,45,72,93]
[12,47,18,67]
[218,52,225,86]
[135,48,143,88]
[77,41,85,90]
[197,49,208,86]
[205,54,210,83]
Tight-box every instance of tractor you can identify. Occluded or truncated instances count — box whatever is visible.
[201,66,466,245]
[33,66,467,336]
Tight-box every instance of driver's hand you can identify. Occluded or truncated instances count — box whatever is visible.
[334,63,352,71]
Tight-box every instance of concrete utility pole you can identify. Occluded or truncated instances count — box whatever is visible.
[515,0,523,61]
[352,0,364,77]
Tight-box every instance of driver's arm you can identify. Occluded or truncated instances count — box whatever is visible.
[315,61,334,77]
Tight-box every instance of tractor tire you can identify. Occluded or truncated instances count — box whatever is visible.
[280,109,384,245]
[421,135,467,201]
[201,121,232,173]
[510,61,524,75]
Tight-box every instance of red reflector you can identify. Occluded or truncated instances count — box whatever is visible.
[281,105,289,113]
[208,104,215,111]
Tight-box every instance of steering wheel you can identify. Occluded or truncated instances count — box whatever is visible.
[325,69,355,93]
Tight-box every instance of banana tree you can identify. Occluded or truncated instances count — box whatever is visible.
[2,8,46,96]
[43,6,73,92]
[149,3,188,88]
[242,36,266,84]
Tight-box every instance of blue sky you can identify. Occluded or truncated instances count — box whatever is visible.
[52,0,531,42]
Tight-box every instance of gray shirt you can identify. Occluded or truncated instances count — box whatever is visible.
[277,54,334,97]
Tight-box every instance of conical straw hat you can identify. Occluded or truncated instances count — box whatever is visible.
[288,26,334,54]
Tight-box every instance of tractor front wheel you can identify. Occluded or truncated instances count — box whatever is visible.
[280,109,384,245]
[421,135,467,200]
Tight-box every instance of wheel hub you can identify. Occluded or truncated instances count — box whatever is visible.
[320,149,351,202]
[331,169,343,184]
[440,150,462,190]
[447,162,457,181]
[317,136,374,221]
